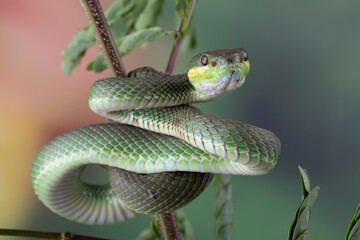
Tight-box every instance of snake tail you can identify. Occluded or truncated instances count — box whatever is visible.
[31,123,225,224]
[109,168,213,214]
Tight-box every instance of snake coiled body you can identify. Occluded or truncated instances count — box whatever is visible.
[31,49,281,224]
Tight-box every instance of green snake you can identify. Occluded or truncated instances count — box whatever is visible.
[31,48,280,225]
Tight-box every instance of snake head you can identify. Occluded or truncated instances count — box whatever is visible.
[187,48,250,99]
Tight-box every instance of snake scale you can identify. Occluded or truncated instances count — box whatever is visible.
[31,48,281,225]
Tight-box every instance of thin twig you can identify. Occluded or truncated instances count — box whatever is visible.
[80,0,126,77]
[0,228,109,240]
[166,0,196,74]
[158,213,181,240]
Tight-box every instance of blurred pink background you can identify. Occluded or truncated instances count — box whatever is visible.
[1,0,177,230]
[0,1,136,228]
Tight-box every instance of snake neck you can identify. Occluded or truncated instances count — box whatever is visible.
[89,73,213,118]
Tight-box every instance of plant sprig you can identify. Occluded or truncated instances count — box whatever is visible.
[62,0,197,76]
[346,204,360,240]
[288,166,320,240]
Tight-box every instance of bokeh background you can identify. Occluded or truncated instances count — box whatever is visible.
[1,0,359,239]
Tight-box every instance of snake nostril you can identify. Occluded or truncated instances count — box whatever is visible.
[211,61,217,67]
[231,70,235,75]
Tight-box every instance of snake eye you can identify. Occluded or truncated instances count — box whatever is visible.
[201,55,209,66]
[243,50,248,61]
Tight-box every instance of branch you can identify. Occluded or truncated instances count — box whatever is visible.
[80,0,126,77]
[166,0,196,74]
[288,166,320,240]
[0,229,109,240]
[158,213,181,240]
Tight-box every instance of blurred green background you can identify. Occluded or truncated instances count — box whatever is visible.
[0,0,359,239]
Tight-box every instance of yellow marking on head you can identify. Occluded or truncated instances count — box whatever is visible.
[187,67,206,82]
[245,61,250,70]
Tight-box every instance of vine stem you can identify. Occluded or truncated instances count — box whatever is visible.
[0,228,109,240]
[80,0,126,77]
[166,0,196,74]
[158,213,181,240]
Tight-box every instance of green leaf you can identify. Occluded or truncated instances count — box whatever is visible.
[87,0,167,74]
[61,0,125,75]
[135,0,165,30]
[117,27,171,55]
[293,207,310,240]
[90,0,166,73]
[298,187,320,216]
[151,219,161,240]
[175,0,187,19]
[93,54,107,73]
[108,16,129,40]
[214,174,233,240]
[86,61,94,71]
[349,222,360,240]
[61,26,95,75]
[175,0,192,34]
[118,0,147,29]
[288,167,320,240]
[292,187,320,240]
[63,0,168,75]
[298,166,311,199]
[106,0,125,19]
[346,204,360,240]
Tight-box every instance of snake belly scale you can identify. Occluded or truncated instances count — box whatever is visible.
[31,48,281,224]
